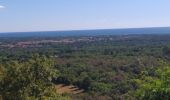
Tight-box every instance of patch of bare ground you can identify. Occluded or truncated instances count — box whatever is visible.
[55,84,85,94]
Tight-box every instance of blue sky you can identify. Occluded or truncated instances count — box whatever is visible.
[0,0,170,32]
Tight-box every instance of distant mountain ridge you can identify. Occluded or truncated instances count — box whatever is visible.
[1,27,170,37]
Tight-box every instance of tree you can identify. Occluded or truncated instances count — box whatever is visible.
[89,82,112,94]
[163,46,170,59]
[0,55,70,100]
[136,67,170,100]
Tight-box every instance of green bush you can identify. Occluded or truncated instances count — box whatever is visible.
[0,55,70,100]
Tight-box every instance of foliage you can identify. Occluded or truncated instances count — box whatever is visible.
[0,55,69,100]
[1,35,170,99]
[136,67,170,100]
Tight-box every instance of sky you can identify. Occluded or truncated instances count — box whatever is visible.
[0,0,170,32]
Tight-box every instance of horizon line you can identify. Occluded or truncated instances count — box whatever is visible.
[1,26,170,34]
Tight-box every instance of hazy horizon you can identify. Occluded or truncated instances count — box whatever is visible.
[0,26,170,33]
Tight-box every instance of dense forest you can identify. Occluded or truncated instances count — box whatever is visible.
[0,34,170,100]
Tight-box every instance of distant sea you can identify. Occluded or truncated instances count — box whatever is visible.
[1,27,170,37]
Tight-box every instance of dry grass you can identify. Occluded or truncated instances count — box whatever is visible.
[55,84,84,94]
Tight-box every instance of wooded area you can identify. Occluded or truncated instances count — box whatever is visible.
[0,34,170,100]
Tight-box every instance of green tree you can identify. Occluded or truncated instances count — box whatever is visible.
[89,82,112,94]
[136,67,170,100]
[0,55,70,100]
